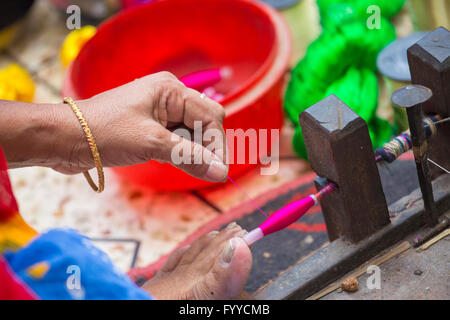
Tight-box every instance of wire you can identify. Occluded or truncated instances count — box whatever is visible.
[424,116,450,127]
[427,158,450,174]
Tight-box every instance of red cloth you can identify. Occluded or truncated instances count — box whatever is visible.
[0,147,37,300]
[0,257,37,300]
[0,148,18,221]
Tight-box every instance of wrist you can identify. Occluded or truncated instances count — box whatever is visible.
[51,99,94,172]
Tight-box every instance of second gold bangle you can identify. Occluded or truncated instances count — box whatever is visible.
[63,97,105,193]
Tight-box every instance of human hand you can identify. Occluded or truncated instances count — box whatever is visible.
[0,72,225,182]
[58,72,228,182]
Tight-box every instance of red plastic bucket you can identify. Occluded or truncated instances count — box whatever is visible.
[63,0,292,190]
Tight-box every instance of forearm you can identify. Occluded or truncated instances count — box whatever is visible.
[0,100,86,169]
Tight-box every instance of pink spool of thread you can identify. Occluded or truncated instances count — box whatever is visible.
[243,183,336,245]
[179,67,232,92]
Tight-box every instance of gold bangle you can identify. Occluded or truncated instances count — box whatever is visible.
[63,97,105,193]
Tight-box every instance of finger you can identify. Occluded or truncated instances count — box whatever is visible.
[149,127,228,182]
[177,232,217,266]
[194,223,245,272]
[207,237,252,300]
[160,245,191,272]
[202,117,228,166]
[165,86,228,165]
[165,86,225,129]
[182,89,227,162]
[168,121,227,169]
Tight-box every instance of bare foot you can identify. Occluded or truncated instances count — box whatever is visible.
[143,222,252,300]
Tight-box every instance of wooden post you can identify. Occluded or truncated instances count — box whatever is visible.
[299,95,390,243]
[392,85,439,227]
[407,26,450,179]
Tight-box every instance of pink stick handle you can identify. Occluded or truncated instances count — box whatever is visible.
[180,67,231,91]
[243,183,337,245]
[259,196,315,236]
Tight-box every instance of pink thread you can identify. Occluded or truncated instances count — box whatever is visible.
[227,176,268,218]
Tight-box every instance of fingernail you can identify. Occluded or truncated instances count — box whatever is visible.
[206,160,228,182]
[208,230,220,237]
[226,221,238,230]
[220,238,236,266]
[235,230,248,238]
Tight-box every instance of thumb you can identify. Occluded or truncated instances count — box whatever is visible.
[152,129,228,183]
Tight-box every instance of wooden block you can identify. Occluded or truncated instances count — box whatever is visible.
[407,27,450,117]
[299,95,390,243]
[407,27,450,179]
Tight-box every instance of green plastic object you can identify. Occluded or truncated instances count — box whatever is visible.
[285,0,405,159]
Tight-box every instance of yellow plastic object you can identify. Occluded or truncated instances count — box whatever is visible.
[27,261,50,279]
[0,63,35,102]
[0,213,38,253]
[60,26,97,68]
